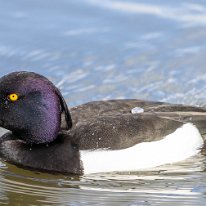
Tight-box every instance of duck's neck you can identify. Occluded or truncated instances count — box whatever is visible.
[0,132,83,174]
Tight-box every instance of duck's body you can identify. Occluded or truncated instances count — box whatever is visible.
[0,72,206,175]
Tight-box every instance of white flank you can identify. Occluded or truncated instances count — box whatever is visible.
[80,123,204,174]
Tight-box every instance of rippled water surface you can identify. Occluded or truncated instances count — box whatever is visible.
[1,0,206,205]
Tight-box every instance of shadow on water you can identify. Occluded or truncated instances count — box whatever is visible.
[1,0,206,205]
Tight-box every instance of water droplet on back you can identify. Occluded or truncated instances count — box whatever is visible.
[131,107,144,114]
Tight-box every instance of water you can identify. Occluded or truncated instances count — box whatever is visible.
[0,0,206,205]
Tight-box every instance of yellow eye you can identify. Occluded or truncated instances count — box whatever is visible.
[8,93,19,102]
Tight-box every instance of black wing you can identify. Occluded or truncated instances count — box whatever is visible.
[69,99,206,150]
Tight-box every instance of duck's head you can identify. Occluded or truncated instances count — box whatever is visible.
[0,71,72,145]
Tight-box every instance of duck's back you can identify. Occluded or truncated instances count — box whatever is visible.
[69,99,206,150]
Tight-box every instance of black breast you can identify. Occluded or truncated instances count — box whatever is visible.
[0,133,83,174]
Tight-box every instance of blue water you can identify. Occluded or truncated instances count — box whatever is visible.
[0,0,206,205]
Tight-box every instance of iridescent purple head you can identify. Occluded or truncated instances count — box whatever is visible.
[0,71,72,144]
